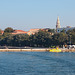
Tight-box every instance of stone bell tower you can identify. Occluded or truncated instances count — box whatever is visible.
[56,16,61,29]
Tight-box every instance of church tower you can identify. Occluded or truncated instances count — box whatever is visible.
[56,16,61,29]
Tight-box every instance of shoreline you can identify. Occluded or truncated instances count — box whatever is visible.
[0,48,49,52]
[61,48,75,52]
[0,48,75,52]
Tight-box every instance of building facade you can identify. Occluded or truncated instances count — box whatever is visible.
[57,27,75,33]
[27,29,40,35]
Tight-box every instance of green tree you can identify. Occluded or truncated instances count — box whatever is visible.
[71,33,75,44]
[30,30,52,47]
[52,32,68,46]
[66,29,75,45]
[48,29,55,33]
[12,34,29,46]
[0,29,2,34]
[4,27,14,33]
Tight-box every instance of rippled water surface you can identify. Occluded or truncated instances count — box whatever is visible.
[0,52,75,75]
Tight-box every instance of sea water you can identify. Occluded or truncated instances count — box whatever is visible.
[0,52,75,75]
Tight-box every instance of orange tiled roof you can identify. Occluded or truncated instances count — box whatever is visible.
[0,30,4,34]
[1,30,4,34]
[12,30,27,35]
[27,29,40,35]
[14,30,27,32]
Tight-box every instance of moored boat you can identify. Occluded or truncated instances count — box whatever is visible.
[49,48,61,52]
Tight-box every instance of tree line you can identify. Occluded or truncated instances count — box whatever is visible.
[0,27,75,47]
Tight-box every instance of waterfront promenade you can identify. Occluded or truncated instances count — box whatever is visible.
[0,48,75,52]
[0,48,49,52]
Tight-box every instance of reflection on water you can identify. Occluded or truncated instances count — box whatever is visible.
[0,52,75,75]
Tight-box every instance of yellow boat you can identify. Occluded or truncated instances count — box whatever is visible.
[49,48,61,52]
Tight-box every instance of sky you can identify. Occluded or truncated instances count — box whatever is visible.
[0,0,75,31]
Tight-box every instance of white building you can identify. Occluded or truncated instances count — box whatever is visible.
[57,27,75,33]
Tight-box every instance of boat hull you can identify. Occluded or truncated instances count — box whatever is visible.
[49,49,61,52]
